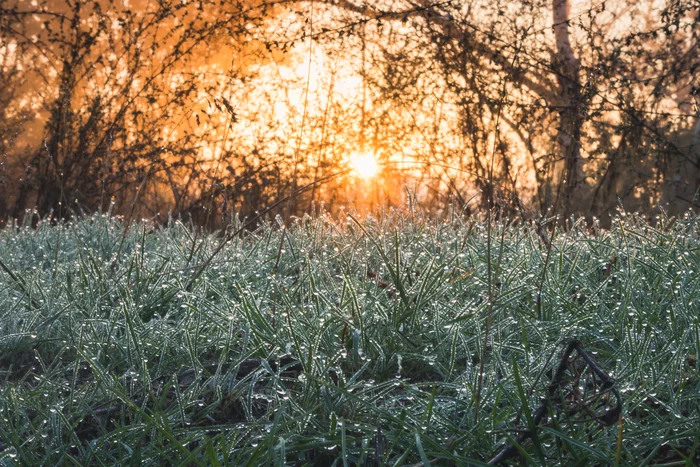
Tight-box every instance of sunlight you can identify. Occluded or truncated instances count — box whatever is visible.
[349,151,380,179]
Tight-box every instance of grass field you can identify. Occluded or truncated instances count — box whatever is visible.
[0,208,698,465]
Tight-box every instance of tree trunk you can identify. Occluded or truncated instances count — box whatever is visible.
[693,118,700,200]
[553,0,586,217]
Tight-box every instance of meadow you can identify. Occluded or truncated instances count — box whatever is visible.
[0,207,698,465]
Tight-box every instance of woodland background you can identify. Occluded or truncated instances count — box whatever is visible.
[0,0,698,227]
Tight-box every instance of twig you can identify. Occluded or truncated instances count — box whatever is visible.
[488,339,622,465]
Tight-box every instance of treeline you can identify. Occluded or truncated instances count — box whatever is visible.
[0,0,698,228]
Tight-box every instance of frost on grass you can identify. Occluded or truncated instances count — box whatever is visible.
[0,210,698,464]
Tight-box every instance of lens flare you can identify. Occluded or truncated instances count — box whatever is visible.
[349,152,380,179]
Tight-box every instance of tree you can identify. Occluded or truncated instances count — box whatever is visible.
[0,0,296,224]
[1,0,697,226]
[312,0,700,220]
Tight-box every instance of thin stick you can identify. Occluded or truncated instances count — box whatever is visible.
[488,340,622,465]
[474,27,530,426]
[274,0,315,271]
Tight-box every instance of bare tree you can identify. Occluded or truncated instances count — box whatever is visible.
[310,0,699,219]
[1,0,698,226]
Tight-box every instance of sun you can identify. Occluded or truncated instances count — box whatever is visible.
[348,152,380,179]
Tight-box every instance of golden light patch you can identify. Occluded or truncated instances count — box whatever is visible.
[348,152,380,179]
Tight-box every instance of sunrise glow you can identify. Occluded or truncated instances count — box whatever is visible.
[349,152,380,179]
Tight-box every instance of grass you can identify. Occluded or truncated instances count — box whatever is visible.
[0,207,698,465]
